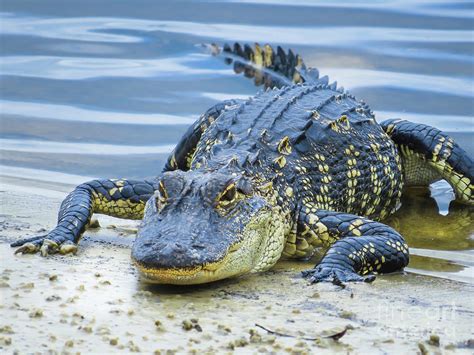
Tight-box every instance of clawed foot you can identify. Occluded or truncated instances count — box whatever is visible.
[11,232,77,256]
[302,266,376,284]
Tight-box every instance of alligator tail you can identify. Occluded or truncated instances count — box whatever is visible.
[205,42,319,89]
[204,42,341,91]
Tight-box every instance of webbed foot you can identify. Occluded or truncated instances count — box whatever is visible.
[302,266,376,284]
[12,230,77,256]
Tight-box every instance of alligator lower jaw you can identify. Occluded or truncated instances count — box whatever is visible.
[132,260,230,285]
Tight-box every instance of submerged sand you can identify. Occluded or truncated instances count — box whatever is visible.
[0,173,473,354]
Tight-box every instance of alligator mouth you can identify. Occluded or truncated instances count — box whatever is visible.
[132,255,232,285]
[134,260,231,285]
[134,262,202,284]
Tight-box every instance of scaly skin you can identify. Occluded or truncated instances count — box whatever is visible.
[12,43,473,285]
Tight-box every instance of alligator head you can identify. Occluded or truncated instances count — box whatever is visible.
[131,169,286,284]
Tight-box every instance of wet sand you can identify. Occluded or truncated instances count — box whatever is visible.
[1,176,473,354]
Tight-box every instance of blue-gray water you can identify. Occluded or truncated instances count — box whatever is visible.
[0,0,473,281]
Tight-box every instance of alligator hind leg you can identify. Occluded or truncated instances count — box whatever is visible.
[298,209,409,283]
[12,179,158,256]
[381,119,473,205]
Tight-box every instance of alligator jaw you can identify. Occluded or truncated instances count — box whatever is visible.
[133,257,238,285]
[134,262,203,285]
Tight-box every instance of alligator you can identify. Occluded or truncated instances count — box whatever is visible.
[12,43,473,285]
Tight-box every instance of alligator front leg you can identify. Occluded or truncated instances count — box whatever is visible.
[298,209,409,283]
[11,179,157,256]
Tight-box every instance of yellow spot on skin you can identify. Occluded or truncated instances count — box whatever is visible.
[170,155,177,168]
[322,175,331,184]
[263,44,273,67]
[337,115,350,129]
[433,143,442,156]
[370,143,379,152]
[278,136,292,155]
[109,188,118,196]
[258,181,273,193]
[315,153,326,161]
[285,187,294,198]
[347,169,358,178]
[307,213,318,225]
[253,43,263,66]
[273,156,287,169]
[330,121,340,132]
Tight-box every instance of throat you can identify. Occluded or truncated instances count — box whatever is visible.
[250,207,287,273]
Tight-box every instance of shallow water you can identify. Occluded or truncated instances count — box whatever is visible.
[1,0,473,283]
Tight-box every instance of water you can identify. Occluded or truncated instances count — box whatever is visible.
[0,0,473,282]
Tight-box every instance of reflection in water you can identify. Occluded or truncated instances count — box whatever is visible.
[386,186,474,283]
[387,187,473,251]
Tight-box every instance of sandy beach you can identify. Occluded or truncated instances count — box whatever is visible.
[1,171,473,354]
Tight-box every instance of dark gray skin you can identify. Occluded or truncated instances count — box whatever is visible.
[132,170,268,271]
[11,42,473,285]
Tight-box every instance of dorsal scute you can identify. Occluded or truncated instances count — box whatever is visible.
[196,83,380,170]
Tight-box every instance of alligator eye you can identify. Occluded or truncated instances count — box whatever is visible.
[220,183,236,202]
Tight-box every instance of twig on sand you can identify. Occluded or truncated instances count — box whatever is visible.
[255,323,318,341]
[255,323,348,342]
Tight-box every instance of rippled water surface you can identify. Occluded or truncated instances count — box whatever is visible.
[1,0,473,282]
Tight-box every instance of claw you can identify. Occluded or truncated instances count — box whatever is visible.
[363,275,376,283]
[40,239,59,257]
[14,242,39,255]
[303,266,375,284]
[40,243,49,257]
[59,242,78,255]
